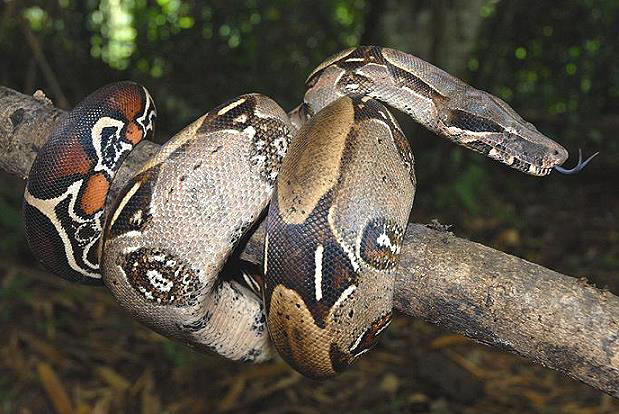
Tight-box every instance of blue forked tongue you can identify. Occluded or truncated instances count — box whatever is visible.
[554,149,599,175]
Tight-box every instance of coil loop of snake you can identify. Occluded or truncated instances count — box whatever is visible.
[24,46,590,378]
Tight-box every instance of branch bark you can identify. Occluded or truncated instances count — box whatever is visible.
[1,85,618,397]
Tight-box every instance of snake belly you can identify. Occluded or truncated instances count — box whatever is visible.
[265,96,415,378]
[101,94,292,361]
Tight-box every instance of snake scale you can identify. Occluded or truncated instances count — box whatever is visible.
[24,46,576,378]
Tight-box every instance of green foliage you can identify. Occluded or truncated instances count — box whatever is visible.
[7,0,367,137]
[473,1,619,122]
[435,157,489,215]
[425,0,618,217]
[2,0,615,223]
[89,0,137,70]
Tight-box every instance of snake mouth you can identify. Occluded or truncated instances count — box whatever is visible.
[511,159,552,176]
[491,150,553,176]
[461,140,555,176]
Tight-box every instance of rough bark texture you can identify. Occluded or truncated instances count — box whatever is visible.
[1,85,618,397]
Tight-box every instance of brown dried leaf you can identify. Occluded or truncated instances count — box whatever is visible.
[218,375,246,412]
[141,392,161,414]
[165,397,207,414]
[220,361,289,384]
[75,403,93,414]
[18,332,68,368]
[379,373,400,394]
[443,349,489,379]
[140,369,161,414]
[430,334,472,349]
[92,395,112,414]
[495,228,521,247]
[37,362,74,414]
[96,367,131,391]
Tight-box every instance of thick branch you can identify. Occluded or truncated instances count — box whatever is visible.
[1,85,618,397]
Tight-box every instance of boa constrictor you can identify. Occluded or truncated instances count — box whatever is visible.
[24,46,577,378]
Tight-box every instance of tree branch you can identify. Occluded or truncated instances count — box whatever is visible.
[1,85,618,397]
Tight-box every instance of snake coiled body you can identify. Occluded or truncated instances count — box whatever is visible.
[265,96,414,376]
[24,82,156,284]
[23,46,569,377]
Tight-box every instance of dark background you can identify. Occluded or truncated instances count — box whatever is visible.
[0,1,618,413]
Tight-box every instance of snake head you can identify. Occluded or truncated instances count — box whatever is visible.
[435,88,568,176]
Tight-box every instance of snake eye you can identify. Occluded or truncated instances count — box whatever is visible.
[448,110,503,133]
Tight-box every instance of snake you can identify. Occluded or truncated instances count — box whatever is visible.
[24,46,581,378]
